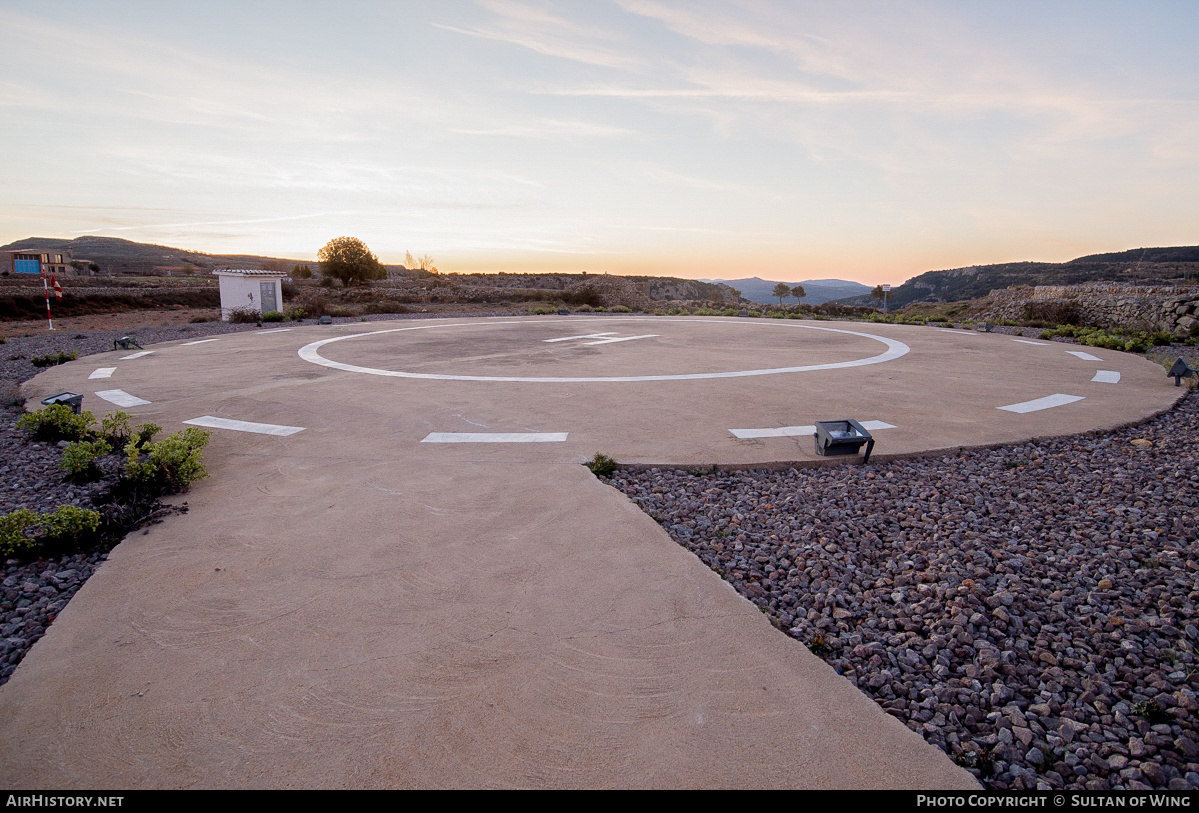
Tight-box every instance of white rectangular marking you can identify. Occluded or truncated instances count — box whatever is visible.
[182,338,220,346]
[94,389,151,407]
[421,432,568,443]
[120,351,153,360]
[1092,370,1121,384]
[730,420,896,439]
[256,328,293,334]
[543,333,617,343]
[731,425,815,439]
[937,329,976,334]
[183,416,305,436]
[1012,339,1049,346]
[1068,351,1103,361]
[88,368,116,380]
[583,334,658,346]
[998,394,1084,413]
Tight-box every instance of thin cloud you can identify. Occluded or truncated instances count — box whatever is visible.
[451,119,636,137]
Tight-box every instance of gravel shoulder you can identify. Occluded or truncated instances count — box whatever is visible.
[608,390,1199,791]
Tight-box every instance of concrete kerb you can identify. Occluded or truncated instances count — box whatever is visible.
[605,393,1186,475]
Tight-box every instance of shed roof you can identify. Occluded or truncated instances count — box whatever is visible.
[211,269,285,277]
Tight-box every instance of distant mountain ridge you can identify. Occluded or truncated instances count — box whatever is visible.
[703,277,870,305]
[835,246,1199,309]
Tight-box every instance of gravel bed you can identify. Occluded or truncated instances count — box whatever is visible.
[608,390,1199,790]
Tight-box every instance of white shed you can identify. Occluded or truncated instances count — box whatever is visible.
[213,269,286,321]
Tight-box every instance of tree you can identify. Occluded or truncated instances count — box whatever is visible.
[870,285,885,308]
[318,237,385,286]
[292,263,313,279]
[772,282,791,305]
[791,285,805,305]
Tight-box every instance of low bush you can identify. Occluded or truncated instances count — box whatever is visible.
[0,509,40,556]
[0,381,22,411]
[0,506,101,556]
[227,307,260,323]
[123,427,211,494]
[260,310,285,322]
[17,404,95,442]
[587,453,617,477]
[41,505,101,543]
[1039,324,1168,353]
[100,411,132,446]
[30,350,79,368]
[60,438,112,481]
[610,305,632,314]
[1023,300,1083,327]
[362,301,410,315]
[284,307,308,321]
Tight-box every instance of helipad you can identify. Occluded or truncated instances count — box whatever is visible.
[297,318,911,382]
[0,316,1182,789]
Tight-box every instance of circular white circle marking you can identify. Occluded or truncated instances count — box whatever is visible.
[296,318,911,383]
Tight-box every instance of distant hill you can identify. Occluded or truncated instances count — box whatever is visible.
[834,246,1199,309]
[1068,246,1199,264]
[704,277,870,305]
[0,236,309,276]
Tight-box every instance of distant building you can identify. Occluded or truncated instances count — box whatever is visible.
[212,269,286,320]
[1,250,72,277]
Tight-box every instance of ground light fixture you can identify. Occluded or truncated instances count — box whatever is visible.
[1168,356,1196,386]
[814,419,875,464]
[41,392,83,414]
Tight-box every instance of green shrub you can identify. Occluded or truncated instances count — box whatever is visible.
[227,307,260,324]
[41,506,101,543]
[610,305,632,313]
[0,509,40,556]
[0,506,102,555]
[135,422,161,446]
[1039,324,1164,353]
[100,411,133,446]
[30,350,79,368]
[124,427,211,493]
[17,404,95,442]
[529,306,557,315]
[260,310,285,322]
[284,307,308,321]
[60,438,112,481]
[587,453,617,477]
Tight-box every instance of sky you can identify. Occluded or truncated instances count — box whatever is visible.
[1,1,1196,285]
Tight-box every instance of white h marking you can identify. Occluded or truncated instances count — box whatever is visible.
[543,333,617,343]
[544,332,657,346]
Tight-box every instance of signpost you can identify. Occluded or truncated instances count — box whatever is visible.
[882,284,890,314]
[41,267,54,331]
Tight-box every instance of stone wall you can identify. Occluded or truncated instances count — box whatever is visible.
[985,283,1199,335]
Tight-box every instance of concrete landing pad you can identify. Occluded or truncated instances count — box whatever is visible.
[1,316,1182,789]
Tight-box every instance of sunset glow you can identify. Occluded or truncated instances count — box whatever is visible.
[2,1,1196,284]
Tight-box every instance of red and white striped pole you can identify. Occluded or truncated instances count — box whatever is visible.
[41,265,54,331]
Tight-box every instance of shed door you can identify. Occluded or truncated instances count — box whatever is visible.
[260,281,277,313]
